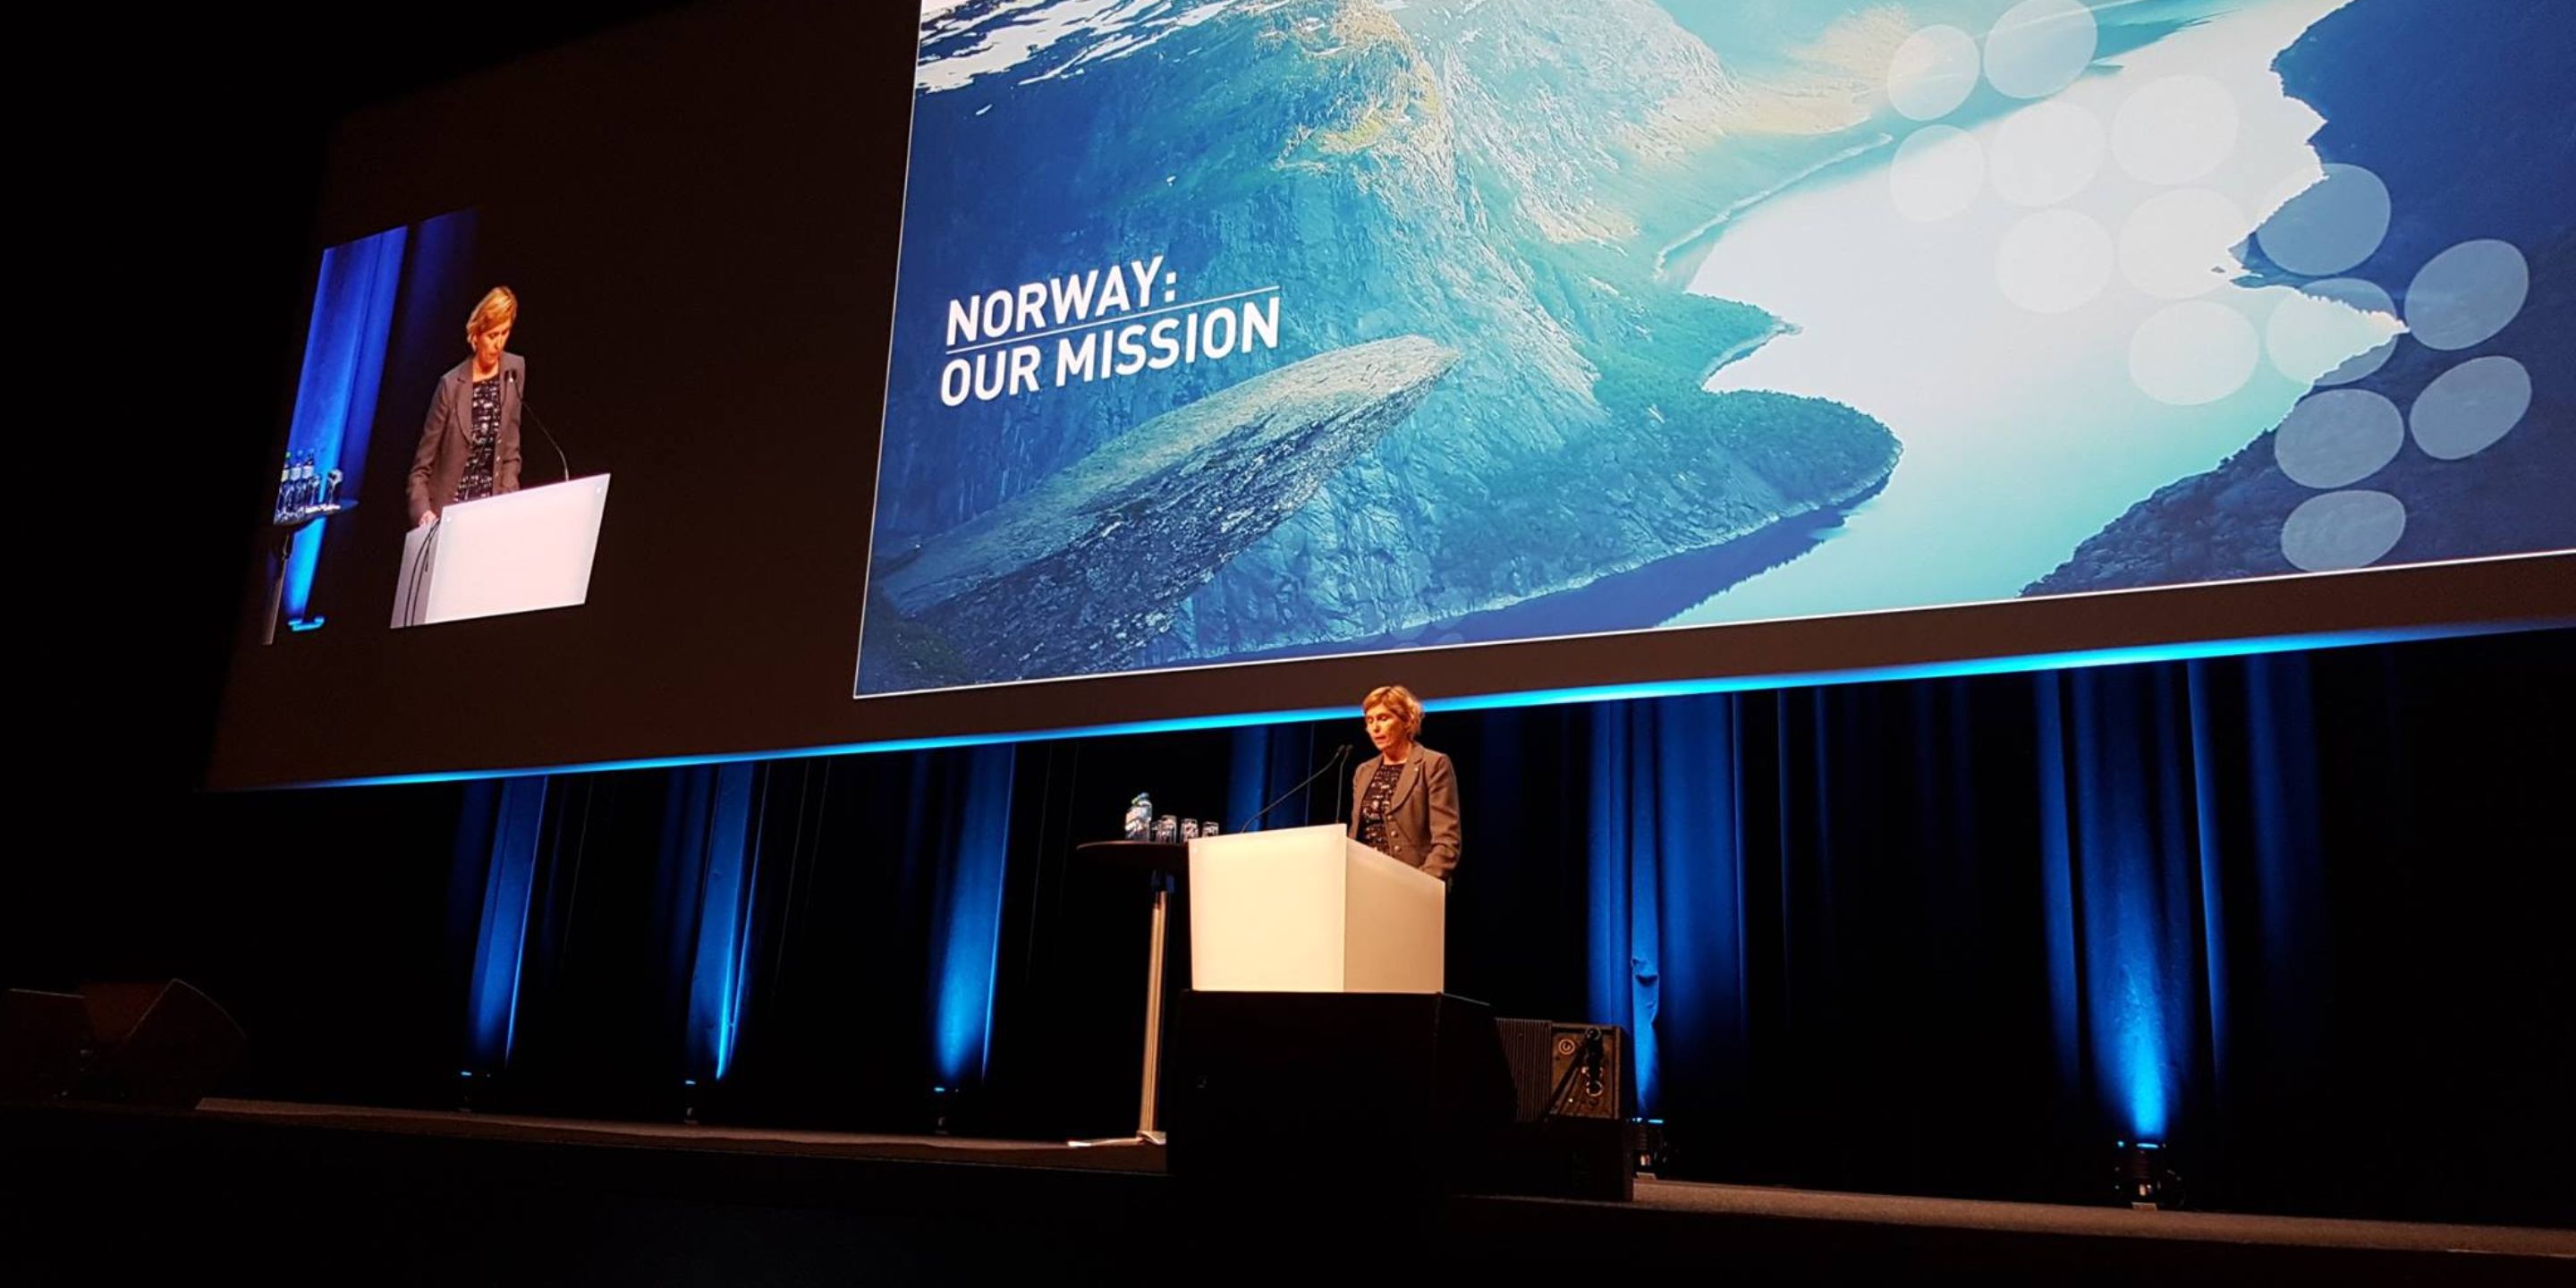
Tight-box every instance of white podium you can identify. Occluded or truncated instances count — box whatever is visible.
[392,475,612,628]
[1188,824,1445,994]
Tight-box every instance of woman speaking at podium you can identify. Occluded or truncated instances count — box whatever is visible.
[407,286,525,529]
[1349,684,1462,882]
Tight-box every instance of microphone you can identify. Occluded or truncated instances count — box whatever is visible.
[507,369,572,482]
[1238,744,1354,834]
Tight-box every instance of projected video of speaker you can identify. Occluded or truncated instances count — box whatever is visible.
[855,0,2571,698]
[260,210,610,643]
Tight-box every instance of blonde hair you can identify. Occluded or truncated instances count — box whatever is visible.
[466,286,519,345]
[1362,684,1424,736]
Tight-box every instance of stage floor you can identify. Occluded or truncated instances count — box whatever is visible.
[8,1098,2570,1283]
[198,1097,1173,1172]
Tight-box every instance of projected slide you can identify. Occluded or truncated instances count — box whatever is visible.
[857,0,2570,697]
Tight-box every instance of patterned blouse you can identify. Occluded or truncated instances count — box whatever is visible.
[456,376,502,504]
[1357,758,1405,854]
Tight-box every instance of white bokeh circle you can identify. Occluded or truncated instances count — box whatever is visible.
[2112,73,2240,185]
[2281,490,2406,572]
[2274,389,2404,489]
[2404,239,2530,351]
[1889,25,1982,122]
[1990,100,2106,207]
[2267,278,2401,386]
[2254,163,2391,276]
[2410,355,2533,460]
[1997,208,2114,314]
[1891,126,1987,223]
[2118,188,2249,299]
[2130,300,2259,405]
[1984,0,2098,100]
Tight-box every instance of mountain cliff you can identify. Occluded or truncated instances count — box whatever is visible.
[865,336,1458,689]
[880,0,1902,679]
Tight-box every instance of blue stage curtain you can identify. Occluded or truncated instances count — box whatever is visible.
[1530,679,2078,1193]
[454,775,547,1073]
[451,748,1025,1123]
[1453,637,2563,1219]
[661,763,757,1083]
[1586,692,1745,1115]
[1559,662,2294,1191]
[1229,721,1339,834]
[412,631,2565,1217]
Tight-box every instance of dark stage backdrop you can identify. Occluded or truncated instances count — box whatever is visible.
[16,629,2571,1227]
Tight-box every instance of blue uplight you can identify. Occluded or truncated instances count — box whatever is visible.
[462,777,548,1070]
[931,747,1016,1087]
[2122,1014,2172,1141]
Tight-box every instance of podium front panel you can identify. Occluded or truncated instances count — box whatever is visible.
[1343,843,1445,993]
[1189,826,1348,992]
[393,475,613,628]
[1189,825,1444,994]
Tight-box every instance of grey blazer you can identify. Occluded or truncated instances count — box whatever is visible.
[1349,746,1462,881]
[407,353,524,524]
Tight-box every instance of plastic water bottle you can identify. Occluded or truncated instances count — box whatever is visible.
[1125,793,1152,841]
[277,459,292,519]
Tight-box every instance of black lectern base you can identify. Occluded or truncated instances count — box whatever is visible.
[1165,991,1633,1201]
[1165,992,1508,1195]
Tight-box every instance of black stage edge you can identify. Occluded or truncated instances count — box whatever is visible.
[8,1100,2571,1284]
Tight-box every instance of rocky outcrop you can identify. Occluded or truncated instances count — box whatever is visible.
[873,337,1459,685]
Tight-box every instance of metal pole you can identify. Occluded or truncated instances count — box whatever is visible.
[1137,877,1170,1140]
